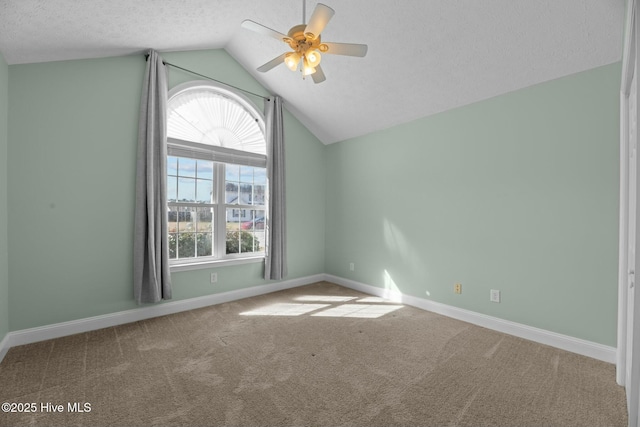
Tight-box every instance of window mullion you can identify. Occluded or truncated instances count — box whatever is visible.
[215,163,227,258]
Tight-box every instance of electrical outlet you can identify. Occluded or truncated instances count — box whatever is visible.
[210,273,218,284]
[454,283,462,294]
[490,289,500,303]
[349,262,355,271]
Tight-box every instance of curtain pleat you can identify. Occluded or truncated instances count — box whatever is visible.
[264,95,287,280]
[133,50,172,303]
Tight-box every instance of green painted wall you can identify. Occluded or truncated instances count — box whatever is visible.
[2,45,623,349]
[0,52,8,341]
[325,62,621,346]
[7,49,325,330]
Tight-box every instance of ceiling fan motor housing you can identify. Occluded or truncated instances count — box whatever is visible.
[285,24,327,54]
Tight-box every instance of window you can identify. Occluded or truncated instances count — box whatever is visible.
[166,81,267,268]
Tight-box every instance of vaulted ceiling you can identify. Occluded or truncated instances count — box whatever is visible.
[0,0,625,144]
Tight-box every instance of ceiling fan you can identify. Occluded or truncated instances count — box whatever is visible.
[241,1,368,83]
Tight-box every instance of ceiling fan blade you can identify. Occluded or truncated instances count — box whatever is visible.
[304,3,335,39]
[241,20,288,42]
[312,65,326,84]
[322,42,368,57]
[257,53,288,72]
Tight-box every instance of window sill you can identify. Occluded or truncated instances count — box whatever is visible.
[170,256,264,272]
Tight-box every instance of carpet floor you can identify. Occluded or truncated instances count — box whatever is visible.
[0,281,628,426]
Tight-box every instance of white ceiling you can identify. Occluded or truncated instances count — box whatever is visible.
[0,0,625,144]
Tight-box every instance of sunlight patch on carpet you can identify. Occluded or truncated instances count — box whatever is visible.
[239,299,404,319]
[240,303,330,316]
[294,295,358,302]
[311,304,404,318]
[356,297,389,303]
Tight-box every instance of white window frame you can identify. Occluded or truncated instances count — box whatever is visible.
[166,81,268,272]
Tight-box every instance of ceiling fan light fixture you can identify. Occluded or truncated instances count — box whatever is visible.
[302,57,316,76]
[284,52,301,71]
[306,50,322,67]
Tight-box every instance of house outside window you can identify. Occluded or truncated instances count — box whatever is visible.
[166,81,267,269]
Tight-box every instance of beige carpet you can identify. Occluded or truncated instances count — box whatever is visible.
[0,281,628,427]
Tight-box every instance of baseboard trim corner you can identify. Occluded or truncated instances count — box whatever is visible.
[324,274,616,364]
[0,273,325,364]
[0,333,10,363]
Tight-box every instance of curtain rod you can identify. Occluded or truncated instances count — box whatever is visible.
[145,54,270,101]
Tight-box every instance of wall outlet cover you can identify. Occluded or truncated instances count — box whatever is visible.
[490,289,501,303]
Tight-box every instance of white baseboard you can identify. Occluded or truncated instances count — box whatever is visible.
[0,273,616,366]
[0,333,10,363]
[325,274,617,364]
[0,274,325,364]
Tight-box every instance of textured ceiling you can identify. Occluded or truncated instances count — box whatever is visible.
[0,0,625,144]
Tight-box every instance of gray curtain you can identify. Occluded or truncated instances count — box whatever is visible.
[264,95,288,280]
[133,50,172,303]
